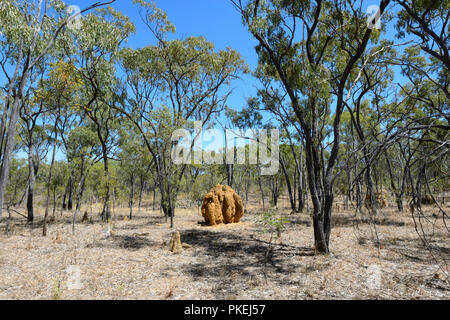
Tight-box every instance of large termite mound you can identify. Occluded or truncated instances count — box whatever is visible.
[201,184,244,226]
[365,190,387,209]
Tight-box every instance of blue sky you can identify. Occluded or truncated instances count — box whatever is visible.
[11,1,413,160]
[70,0,264,153]
[73,0,261,117]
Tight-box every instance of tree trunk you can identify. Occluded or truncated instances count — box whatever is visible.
[67,176,74,210]
[0,96,23,218]
[43,119,59,236]
[62,181,68,210]
[0,43,24,218]
[129,173,134,220]
[270,176,279,207]
[52,186,57,219]
[26,144,37,223]
[257,166,265,210]
[101,145,111,222]
[138,176,145,212]
[297,142,305,212]
[153,187,156,211]
[226,164,234,187]
[280,156,295,211]
[72,169,87,234]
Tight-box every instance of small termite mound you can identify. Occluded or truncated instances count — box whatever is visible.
[54,231,63,244]
[168,231,192,254]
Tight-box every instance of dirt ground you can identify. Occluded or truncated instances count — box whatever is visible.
[0,196,448,300]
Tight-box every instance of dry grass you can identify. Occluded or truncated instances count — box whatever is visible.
[0,196,448,300]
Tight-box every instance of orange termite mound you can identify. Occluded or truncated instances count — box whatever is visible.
[201,184,244,226]
[365,190,388,209]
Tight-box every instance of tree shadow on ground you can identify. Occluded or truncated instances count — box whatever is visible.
[115,215,167,230]
[376,233,450,267]
[332,215,407,227]
[287,215,312,227]
[86,234,161,251]
[179,228,314,298]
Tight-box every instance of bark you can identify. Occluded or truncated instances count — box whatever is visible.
[62,170,74,210]
[26,144,38,223]
[0,41,24,218]
[67,176,74,210]
[297,143,305,212]
[153,187,156,211]
[270,175,279,207]
[226,164,234,187]
[0,96,24,218]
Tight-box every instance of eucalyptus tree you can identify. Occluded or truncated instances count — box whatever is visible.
[341,41,398,214]
[232,0,391,253]
[36,59,83,235]
[118,2,247,227]
[66,6,135,221]
[0,0,116,218]
[395,0,449,75]
[18,96,51,222]
[385,0,450,215]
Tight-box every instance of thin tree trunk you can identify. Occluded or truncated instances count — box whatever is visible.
[52,186,57,219]
[138,176,145,212]
[72,162,87,234]
[0,41,24,218]
[279,156,295,211]
[100,144,111,221]
[67,176,74,210]
[26,144,37,223]
[257,166,265,210]
[153,187,156,211]
[129,173,134,220]
[43,118,59,236]
[0,97,24,218]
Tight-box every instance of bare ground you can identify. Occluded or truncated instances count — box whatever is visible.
[0,197,448,300]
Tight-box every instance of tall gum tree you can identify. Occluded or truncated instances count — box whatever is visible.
[117,1,248,227]
[231,0,391,253]
[0,0,116,218]
[65,6,135,221]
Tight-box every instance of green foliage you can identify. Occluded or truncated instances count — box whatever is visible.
[260,208,289,239]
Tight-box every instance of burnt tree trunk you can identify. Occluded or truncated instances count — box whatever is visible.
[26,144,38,223]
